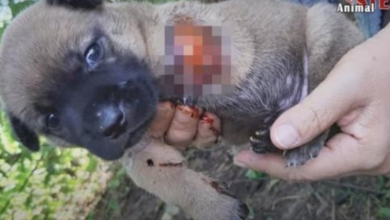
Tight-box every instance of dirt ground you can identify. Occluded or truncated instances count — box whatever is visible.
[93,142,390,220]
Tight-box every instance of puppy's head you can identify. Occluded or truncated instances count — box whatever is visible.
[0,0,159,160]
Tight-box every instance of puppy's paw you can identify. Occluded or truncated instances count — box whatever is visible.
[234,200,251,220]
[284,132,327,167]
[249,129,272,154]
[188,180,249,220]
[208,193,249,220]
[284,143,320,167]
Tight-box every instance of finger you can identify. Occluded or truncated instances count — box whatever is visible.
[270,60,367,150]
[149,102,175,138]
[192,112,221,149]
[165,105,202,149]
[234,133,362,181]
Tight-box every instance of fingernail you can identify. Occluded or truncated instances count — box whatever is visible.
[177,105,200,119]
[177,105,191,114]
[274,124,300,149]
[201,113,214,125]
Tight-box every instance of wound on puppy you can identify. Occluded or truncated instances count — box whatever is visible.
[147,159,154,167]
[159,162,183,167]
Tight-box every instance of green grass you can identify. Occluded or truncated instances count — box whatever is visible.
[0,111,113,220]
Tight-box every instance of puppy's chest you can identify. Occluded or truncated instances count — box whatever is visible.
[156,19,237,100]
[153,10,307,126]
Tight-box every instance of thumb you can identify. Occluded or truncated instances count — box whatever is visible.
[270,62,365,150]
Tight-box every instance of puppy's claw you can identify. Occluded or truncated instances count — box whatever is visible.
[193,194,249,220]
[177,95,198,106]
[249,136,260,143]
[230,201,250,220]
[188,178,249,220]
[238,201,250,220]
[250,143,268,154]
[310,151,319,159]
[286,161,297,168]
[249,129,272,154]
[309,152,318,160]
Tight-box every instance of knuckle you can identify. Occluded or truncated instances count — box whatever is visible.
[294,103,329,138]
[303,104,328,131]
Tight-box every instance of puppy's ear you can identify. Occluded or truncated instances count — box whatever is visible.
[46,0,103,10]
[7,113,40,152]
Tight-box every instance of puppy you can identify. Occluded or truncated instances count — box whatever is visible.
[0,0,364,219]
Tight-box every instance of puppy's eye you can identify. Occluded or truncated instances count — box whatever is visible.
[85,42,103,68]
[45,113,61,131]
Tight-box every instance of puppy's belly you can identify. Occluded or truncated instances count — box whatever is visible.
[160,46,310,146]
[195,56,310,146]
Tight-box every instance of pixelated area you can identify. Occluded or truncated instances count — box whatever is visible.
[161,24,235,97]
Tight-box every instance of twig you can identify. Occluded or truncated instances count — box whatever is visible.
[314,192,328,216]
[331,189,336,220]
[224,176,273,184]
[366,199,371,220]
[272,195,308,210]
[324,180,385,195]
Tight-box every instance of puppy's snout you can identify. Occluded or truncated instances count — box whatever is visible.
[99,105,126,137]
[85,103,127,138]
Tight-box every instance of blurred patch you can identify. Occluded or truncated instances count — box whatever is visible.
[160,22,234,97]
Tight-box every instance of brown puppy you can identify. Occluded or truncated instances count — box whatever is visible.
[0,0,364,219]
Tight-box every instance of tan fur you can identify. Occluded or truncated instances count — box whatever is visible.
[122,136,243,220]
[0,0,364,219]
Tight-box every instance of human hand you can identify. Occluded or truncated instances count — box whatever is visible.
[148,101,221,150]
[234,25,390,181]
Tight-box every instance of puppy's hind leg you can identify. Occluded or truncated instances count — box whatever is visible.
[121,137,249,220]
[279,47,326,167]
[282,3,366,167]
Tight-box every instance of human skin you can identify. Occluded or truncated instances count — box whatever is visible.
[234,24,390,181]
[149,102,221,149]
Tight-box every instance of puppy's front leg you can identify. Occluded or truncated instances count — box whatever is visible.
[121,137,249,220]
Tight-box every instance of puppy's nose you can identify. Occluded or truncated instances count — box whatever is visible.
[86,104,127,138]
[99,106,126,137]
